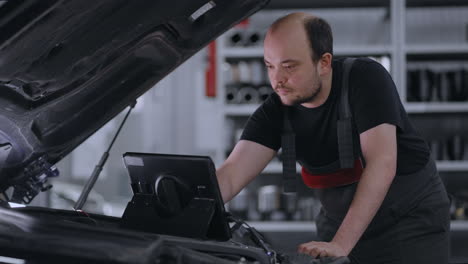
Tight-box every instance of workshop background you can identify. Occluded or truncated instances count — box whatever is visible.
[25,0,468,261]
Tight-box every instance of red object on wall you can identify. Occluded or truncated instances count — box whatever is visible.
[236,19,249,28]
[205,41,216,97]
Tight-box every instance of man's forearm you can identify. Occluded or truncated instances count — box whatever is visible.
[331,159,396,255]
[216,163,236,203]
[216,140,277,203]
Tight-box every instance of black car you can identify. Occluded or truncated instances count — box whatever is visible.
[0,1,351,263]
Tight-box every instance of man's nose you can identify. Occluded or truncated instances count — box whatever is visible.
[272,68,287,85]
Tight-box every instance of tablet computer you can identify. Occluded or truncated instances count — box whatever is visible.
[123,152,231,241]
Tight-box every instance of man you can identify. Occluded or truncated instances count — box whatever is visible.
[216,12,450,264]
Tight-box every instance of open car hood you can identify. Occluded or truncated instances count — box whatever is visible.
[0,0,269,196]
[0,206,273,264]
[0,206,350,264]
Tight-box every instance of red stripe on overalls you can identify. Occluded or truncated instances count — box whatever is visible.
[301,159,364,189]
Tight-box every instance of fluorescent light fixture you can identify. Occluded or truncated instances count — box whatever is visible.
[0,256,26,264]
[8,203,26,208]
[190,1,216,22]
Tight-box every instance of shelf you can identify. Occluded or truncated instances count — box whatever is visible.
[222,45,392,58]
[223,46,468,59]
[224,102,468,116]
[225,103,468,115]
[248,221,316,232]
[264,0,389,9]
[406,44,468,55]
[248,220,468,232]
[263,162,301,174]
[405,102,468,113]
[436,161,468,172]
[263,161,468,173]
[224,104,259,116]
[334,45,392,56]
[222,47,263,58]
[407,0,468,7]
[451,220,468,231]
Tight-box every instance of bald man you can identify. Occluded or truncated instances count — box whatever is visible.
[216,13,450,264]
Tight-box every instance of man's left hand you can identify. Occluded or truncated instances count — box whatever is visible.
[297,241,347,258]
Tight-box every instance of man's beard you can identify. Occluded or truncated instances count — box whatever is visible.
[277,82,322,106]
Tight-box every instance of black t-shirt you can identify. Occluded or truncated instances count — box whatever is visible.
[241,57,430,175]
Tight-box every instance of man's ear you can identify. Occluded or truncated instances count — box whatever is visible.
[318,52,333,75]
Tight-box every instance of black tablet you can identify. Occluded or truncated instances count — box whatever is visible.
[122,152,231,241]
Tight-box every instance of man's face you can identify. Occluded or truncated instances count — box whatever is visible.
[264,24,322,106]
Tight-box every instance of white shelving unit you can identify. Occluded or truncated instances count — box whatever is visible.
[403,2,468,176]
[217,2,397,166]
[213,0,468,229]
[216,0,468,171]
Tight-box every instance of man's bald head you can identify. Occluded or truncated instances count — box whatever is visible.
[266,12,333,63]
[268,12,311,32]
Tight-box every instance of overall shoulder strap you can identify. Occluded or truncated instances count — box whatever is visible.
[339,58,356,119]
[281,106,297,193]
[337,57,357,168]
